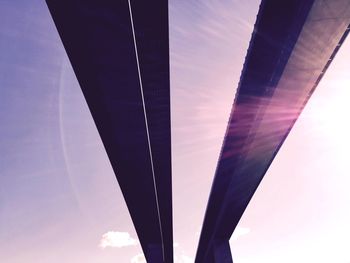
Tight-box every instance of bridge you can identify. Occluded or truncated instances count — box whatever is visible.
[46,1,172,262]
[45,0,350,262]
[195,0,350,262]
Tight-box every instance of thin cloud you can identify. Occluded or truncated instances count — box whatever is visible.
[177,254,194,263]
[231,226,251,241]
[99,231,138,249]
[130,253,146,263]
[130,242,194,263]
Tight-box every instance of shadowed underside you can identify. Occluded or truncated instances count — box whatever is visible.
[196,0,350,262]
[45,1,172,262]
[44,0,350,262]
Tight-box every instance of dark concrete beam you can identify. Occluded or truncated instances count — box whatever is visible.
[45,1,172,262]
[196,0,350,262]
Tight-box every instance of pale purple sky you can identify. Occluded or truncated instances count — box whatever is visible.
[1,1,350,262]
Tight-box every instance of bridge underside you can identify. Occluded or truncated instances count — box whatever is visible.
[196,0,350,262]
[45,0,350,262]
[46,1,172,262]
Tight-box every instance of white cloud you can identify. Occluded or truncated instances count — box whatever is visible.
[99,231,138,248]
[176,254,194,263]
[130,242,194,263]
[130,253,146,263]
[231,226,251,241]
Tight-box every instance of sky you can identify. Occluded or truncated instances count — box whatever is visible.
[1,0,350,262]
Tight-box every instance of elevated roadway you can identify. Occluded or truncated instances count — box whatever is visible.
[46,1,172,262]
[196,0,350,262]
